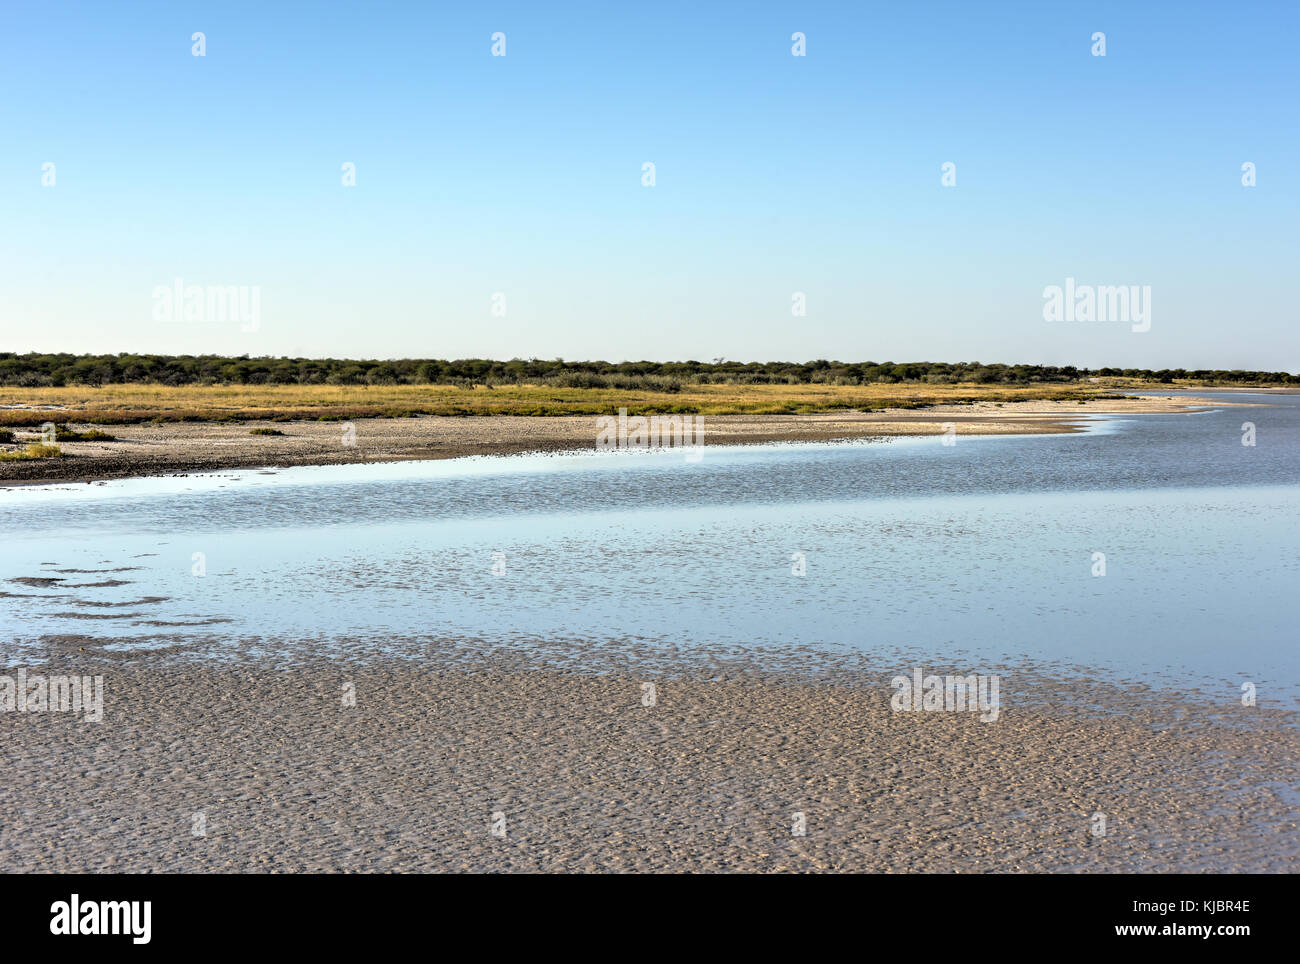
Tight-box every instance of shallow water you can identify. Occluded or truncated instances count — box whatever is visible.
[1,392,1296,702]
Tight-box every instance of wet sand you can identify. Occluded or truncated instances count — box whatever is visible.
[0,395,1242,485]
[1,643,1293,873]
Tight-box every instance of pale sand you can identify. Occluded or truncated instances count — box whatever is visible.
[1,642,1294,873]
[0,394,1253,485]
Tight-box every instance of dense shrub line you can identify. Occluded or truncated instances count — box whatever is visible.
[1,353,1293,388]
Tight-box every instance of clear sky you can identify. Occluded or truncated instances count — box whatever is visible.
[1,0,1296,370]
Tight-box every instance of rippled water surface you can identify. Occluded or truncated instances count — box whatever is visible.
[2,392,1296,699]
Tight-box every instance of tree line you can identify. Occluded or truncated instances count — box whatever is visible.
[0,353,1294,388]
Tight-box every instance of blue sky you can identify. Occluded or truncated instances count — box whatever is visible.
[1,0,1296,369]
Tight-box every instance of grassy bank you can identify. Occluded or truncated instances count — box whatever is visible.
[0,382,1135,426]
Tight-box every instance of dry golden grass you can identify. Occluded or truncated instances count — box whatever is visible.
[0,381,1119,426]
[0,443,63,461]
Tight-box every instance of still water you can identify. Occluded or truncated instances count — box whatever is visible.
[1,393,1296,699]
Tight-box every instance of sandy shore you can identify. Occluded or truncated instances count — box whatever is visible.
[1,642,1293,873]
[0,394,1245,485]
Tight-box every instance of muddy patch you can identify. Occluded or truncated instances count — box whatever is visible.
[7,576,66,587]
[65,596,170,608]
[53,567,144,574]
[46,611,149,620]
[132,617,233,627]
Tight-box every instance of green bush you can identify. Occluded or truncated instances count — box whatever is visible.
[51,423,116,441]
[0,443,63,461]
